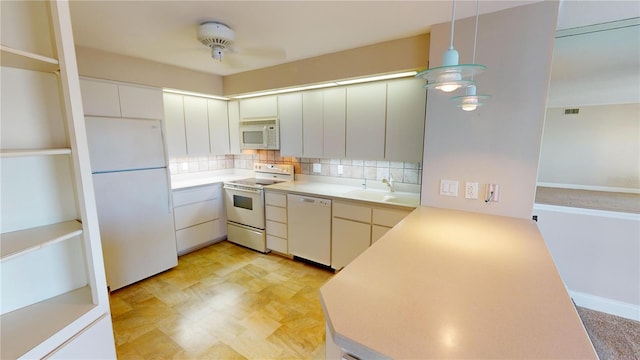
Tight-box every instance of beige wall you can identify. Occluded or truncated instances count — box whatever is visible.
[223,34,429,96]
[420,1,559,219]
[538,104,640,191]
[75,46,224,95]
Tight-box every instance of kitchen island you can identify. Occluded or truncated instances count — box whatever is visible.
[320,206,598,359]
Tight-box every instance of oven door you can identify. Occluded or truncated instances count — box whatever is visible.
[224,185,265,229]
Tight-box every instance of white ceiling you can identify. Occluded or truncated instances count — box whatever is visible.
[68,0,548,76]
[68,0,640,88]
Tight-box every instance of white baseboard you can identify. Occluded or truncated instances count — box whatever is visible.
[569,290,640,322]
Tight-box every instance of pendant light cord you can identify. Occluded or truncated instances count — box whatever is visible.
[472,0,479,64]
[449,0,456,50]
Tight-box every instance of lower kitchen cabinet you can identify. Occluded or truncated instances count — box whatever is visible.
[332,217,371,270]
[371,207,412,244]
[332,200,412,270]
[172,183,226,255]
[265,191,288,254]
[331,201,372,270]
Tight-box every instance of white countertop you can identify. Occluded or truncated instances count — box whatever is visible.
[171,171,420,208]
[320,206,598,359]
[265,179,420,208]
[170,169,253,190]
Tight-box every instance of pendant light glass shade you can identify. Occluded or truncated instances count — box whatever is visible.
[416,0,486,92]
[450,85,490,111]
[449,0,490,111]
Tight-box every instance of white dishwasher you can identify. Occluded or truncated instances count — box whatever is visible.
[287,194,332,266]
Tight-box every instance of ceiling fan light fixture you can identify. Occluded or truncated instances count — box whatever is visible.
[198,21,235,61]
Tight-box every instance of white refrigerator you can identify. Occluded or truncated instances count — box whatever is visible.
[86,116,177,291]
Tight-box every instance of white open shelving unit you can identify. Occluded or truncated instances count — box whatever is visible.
[1,1,115,358]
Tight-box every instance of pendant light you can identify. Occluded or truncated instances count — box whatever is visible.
[450,0,490,111]
[416,0,485,92]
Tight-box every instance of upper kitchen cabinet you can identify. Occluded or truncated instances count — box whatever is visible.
[183,95,210,155]
[239,95,278,118]
[208,98,230,155]
[323,87,346,158]
[163,93,187,157]
[163,93,231,157]
[346,82,387,160]
[302,90,324,157]
[278,93,303,157]
[80,78,163,120]
[227,100,241,154]
[385,78,426,162]
[301,87,347,158]
[0,1,115,358]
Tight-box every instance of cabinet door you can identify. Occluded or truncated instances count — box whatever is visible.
[227,100,241,154]
[385,78,426,162]
[303,90,323,157]
[346,83,386,160]
[323,87,346,158]
[208,99,230,155]
[239,95,278,118]
[371,224,391,244]
[332,217,371,270]
[118,84,164,120]
[183,96,210,155]
[162,93,187,157]
[79,79,121,117]
[278,93,303,156]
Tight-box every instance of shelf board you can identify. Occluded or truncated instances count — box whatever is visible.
[1,220,82,262]
[0,286,97,360]
[0,148,72,158]
[0,45,59,72]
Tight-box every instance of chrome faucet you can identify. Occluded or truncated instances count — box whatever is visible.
[382,175,395,192]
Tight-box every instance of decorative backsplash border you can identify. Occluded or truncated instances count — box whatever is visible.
[169,150,422,185]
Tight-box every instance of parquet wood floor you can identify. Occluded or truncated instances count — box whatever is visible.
[109,241,335,359]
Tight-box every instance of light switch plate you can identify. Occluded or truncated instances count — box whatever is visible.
[312,163,322,173]
[440,179,458,197]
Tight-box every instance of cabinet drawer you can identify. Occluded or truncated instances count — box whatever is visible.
[176,219,223,253]
[266,220,287,238]
[265,192,287,207]
[266,205,287,222]
[267,235,287,254]
[333,202,371,223]
[372,207,411,227]
[173,185,219,206]
[174,199,218,229]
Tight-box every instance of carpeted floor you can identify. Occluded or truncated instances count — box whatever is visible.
[576,306,640,359]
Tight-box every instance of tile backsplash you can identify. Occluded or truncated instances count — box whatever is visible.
[169,150,422,185]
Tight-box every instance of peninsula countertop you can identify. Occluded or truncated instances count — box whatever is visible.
[320,206,597,359]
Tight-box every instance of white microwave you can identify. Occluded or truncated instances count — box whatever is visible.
[239,117,280,150]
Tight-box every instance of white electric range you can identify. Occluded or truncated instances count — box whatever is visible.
[223,163,294,253]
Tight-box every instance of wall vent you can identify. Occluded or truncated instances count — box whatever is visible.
[564,108,580,115]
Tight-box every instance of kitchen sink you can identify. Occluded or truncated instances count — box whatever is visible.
[341,189,419,206]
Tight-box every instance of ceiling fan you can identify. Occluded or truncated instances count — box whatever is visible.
[197,21,285,66]
[198,21,234,61]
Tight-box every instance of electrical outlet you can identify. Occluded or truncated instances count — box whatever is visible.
[338,165,343,175]
[465,182,479,199]
[312,163,322,173]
